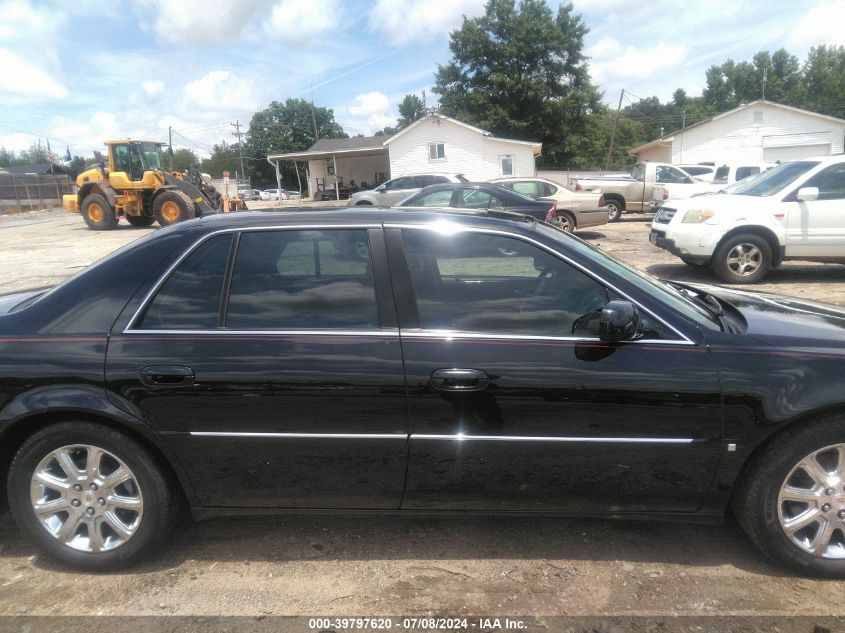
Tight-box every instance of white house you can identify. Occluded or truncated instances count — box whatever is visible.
[267,114,542,199]
[629,100,845,165]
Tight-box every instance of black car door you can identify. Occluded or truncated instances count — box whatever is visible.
[106,225,409,509]
[386,224,724,513]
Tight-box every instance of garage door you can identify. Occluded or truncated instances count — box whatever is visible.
[763,143,831,162]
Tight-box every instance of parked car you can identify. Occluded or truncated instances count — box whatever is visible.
[574,163,710,222]
[677,164,718,182]
[491,176,608,232]
[712,163,775,186]
[649,155,845,283]
[347,174,468,207]
[6,208,845,576]
[398,183,559,225]
[246,189,263,201]
[285,190,301,201]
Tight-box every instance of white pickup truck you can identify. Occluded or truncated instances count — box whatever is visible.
[575,162,709,222]
[649,155,845,283]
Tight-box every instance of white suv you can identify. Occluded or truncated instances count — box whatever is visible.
[649,155,845,283]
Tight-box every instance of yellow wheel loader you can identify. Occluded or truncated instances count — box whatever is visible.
[62,140,247,230]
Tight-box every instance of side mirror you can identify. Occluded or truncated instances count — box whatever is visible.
[376,185,387,192]
[599,300,641,342]
[796,186,819,202]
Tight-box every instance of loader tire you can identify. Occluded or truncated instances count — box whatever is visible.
[154,191,196,227]
[126,215,155,227]
[81,194,118,231]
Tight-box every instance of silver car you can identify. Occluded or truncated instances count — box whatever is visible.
[347,173,467,207]
[490,177,608,232]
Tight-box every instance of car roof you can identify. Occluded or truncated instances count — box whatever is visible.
[165,207,539,237]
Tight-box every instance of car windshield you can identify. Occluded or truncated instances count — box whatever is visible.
[535,223,721,330]
[729,161,819,196]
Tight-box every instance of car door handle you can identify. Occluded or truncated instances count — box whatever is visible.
[140,365,195,387]
[430,368,490,392]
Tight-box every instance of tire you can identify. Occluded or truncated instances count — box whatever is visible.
[556,211,576,233]
[355,200,373,206]
[81,194,118,231]
[680,257,708,269]
[126,215,155,228]
[733,413,845,577]
[7,421,178,571]
[605,199,623,223]
[153,191,196,227]
[712,233,772,284]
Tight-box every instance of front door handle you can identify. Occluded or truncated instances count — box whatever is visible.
[140,365,195,387]
[430,368,489,392]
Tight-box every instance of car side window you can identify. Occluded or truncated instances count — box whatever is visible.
[800,164,845,200]
[413,189,454,207]
[413,176,432,188]
[138,234,233,330]
[656,166,692,184]
[387,177,413,190]
[401,229,610,337]
[542,183,557,196]
[457,188,503,209]
[510,181,541,198]
[225,229,379,329]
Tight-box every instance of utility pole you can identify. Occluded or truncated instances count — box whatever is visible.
[679,110,686,163]
[230,121,246,182]
[604,89,625,173]
[762,68,768,100]
[310,101,319,142]
[168,126,173,170]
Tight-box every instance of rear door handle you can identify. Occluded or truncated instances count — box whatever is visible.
[140,365,195,387]
[430,368,489,392]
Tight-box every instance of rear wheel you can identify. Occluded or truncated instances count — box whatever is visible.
[605,199,623,223]
[81,194,118,231]
[7,421,178,570]
[556,211,576,233]
[733,414,845,577]
[126,215,155,228]
[153,191,195,227]
[712,234,772,284]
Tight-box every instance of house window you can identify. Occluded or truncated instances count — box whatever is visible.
[500,155,514,176]
[428,143,445,161]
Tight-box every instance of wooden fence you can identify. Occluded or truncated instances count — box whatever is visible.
[0,173,74,214]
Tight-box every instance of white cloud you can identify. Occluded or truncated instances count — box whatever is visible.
[0,0,66,43]
[367,0,486,46]
[142,80,165,97]
[183,70,261,115]
[787,0,845,48]
[0,49,68,99]
[588,40,687,85]
[134,0,274,46]
[267,0,340,44]
[348,92,391,117]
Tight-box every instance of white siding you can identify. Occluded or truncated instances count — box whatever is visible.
[636,144,671,163]
[387,118,536,180]
[668,103,845,165]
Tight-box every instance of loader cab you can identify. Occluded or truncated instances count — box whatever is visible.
[108,141,164,182]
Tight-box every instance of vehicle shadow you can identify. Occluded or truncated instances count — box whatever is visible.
[0,509,788,578]
[647,262,845,286]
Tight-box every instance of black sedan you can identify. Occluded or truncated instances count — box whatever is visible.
[398,182,561,224]
[2,209,845,576]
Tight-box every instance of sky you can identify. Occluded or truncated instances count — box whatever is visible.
[0,0,842,159]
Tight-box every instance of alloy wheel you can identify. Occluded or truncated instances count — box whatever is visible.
[726,243,762,276]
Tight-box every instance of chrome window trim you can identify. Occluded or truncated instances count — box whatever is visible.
[385,222,695,344]
[189,431,694,444]
[123,329,398,337]
[124,223,382,334]
[399,330,693,346]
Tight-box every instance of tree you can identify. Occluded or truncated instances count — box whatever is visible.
[170,147,199,171]
[246,98,346,186]
[433,0,600,167]
[803,45,845,118]
[398,94,427,127]
[200,141,243,178]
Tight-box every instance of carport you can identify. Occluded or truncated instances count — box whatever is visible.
[267,136,390,201]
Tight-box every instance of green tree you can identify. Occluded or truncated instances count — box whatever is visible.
[170,147,199,171]
[200,141,243,178]
[0,147,15,167]
[803,45,845,118]
[398,94,427,127]
[246,98,346,186]
[433,0,600,167]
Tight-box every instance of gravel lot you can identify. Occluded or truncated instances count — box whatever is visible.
[1,208,845,627]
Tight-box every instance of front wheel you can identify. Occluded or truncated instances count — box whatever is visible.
[153,191,196,227]
[734,414,845,577]
[712,234,772,284]
[605,200,623,223]
[7,422,178,570]
[81,194,118,231]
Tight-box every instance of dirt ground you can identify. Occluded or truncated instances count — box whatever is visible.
[1,208,845,627]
